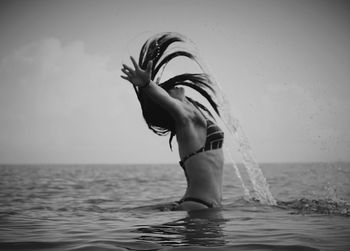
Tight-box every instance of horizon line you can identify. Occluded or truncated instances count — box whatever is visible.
[1,161,349,166]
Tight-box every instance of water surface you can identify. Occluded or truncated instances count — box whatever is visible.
[0,163,349,250]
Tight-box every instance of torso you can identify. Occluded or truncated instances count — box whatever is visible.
[175,102,224,207]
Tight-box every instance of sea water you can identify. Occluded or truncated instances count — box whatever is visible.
[0,163,349,251]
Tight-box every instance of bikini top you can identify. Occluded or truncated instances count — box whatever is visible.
[179,118,224,168]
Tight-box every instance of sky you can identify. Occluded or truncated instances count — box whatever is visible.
[0,0,349,164]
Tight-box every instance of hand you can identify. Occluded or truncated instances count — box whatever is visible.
[121,56,153,87]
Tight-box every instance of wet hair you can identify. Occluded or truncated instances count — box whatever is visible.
[133,32,220,149]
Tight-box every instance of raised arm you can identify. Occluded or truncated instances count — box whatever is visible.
[121,57,186,120]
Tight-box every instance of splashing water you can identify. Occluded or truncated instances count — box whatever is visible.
[217,92,277,205]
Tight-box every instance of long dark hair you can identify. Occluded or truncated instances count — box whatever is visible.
[133,32,220,149]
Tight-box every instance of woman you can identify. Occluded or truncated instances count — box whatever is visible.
[121,33,224,211]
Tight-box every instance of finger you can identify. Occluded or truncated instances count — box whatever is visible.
[120,75,130,81]
[146,60,153,73]
[122,64,133,72]
[130,56,139,71]
[121,68,131,75]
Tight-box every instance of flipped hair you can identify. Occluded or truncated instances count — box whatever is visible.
[133,32,220,149]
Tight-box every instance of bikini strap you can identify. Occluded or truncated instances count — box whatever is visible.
[179,146,205,168]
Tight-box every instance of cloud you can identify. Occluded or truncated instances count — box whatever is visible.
[0,38,154,163]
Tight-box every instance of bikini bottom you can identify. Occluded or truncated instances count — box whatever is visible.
[175,197,214,209]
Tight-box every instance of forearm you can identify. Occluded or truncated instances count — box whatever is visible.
[141,80,183,118]
[141,80,172,105]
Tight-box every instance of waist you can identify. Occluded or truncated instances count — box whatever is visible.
[180,151,224,182]
[180,146,223,168]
